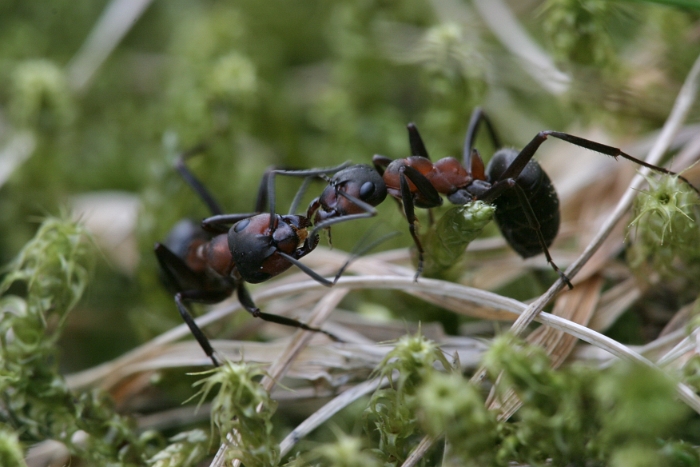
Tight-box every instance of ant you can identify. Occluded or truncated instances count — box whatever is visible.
[284,108,698,285]
[154,147,360,366]
[372,108,700,284]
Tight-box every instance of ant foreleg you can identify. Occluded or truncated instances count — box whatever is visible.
[235,281,341,341]
[398,165,439,281]
[264,163,353,230]
[372,155,392,176]
[289,176,315,215]
[308,190,379,240]
[276,251,335,287]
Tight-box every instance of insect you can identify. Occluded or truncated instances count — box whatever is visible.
[371,108,699,284]
[155,149,355,366]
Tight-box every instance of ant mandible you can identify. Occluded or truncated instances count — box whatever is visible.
[154,147,355,366]
[372,107,700,285]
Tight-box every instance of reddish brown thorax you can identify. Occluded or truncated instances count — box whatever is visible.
[382,153,486,203]
[198,235,233,277]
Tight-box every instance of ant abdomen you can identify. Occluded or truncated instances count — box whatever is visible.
[487,148,560,258]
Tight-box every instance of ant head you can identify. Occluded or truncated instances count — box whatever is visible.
[228,214,309,284]
[314,164,387,222]
[330,164,387,207]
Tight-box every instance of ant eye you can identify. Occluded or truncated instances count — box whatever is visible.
[233,218,250,233]
[359,181,375,199]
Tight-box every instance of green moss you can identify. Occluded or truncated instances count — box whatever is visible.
[0,217,160,464]
[627,173,700,283]
[188,361,278,466]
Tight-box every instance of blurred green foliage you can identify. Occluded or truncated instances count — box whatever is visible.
[0,217,161,464]
[2,0,700,464]
[364,332,453,465]
[628,173,700,285]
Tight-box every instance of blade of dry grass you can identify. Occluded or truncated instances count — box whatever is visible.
[66,0,153,91]
[211,288,349,467]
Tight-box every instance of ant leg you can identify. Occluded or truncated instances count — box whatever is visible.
[235,281,341,341]
[274,162,355,221]
[289,176,314,215]
[400,166,443,207]
[372,155,392,175]
[264,163,353,230]
[201,213,258,233]
[308,190,379,239]
[373,156,443,208]
[399,169,424,281]
[174,145,225,216]
[545,131,700,196]
[463,108,502,162]
[278,227,399,286]
[407,123,431,159]
[374,155,451,279]
[372,156,406,214]
[272,162,352,179]
[155,243,229,366]
[329,230,402,281]
[397,166,443,281]
[175,290,230,366]
[276,251,335,286]
[255,169,273,214]
[500,131,700,195]
[155,242,211,293]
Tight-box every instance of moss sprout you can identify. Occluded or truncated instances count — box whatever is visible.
[364,331,452,464]
[147,429,209,467]
[293,432,382,467]
[188,360,278,466]
[415,371,498,466]
[421,200,496,278]
[627,173,700,282]
[0,424,26,467]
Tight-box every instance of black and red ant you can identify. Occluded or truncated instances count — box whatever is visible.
[373,108,699,285]
[154,148,359,366]
[286,108,698,285]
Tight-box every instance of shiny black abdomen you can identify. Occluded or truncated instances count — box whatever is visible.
[486,148,560,258]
